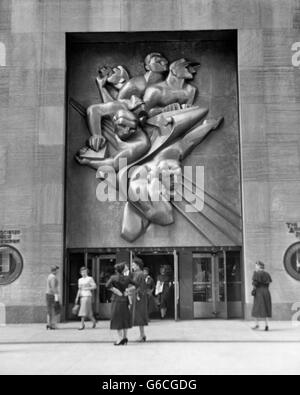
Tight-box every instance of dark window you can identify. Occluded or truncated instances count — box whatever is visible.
[0,245,23,285]
[226,251,242,302]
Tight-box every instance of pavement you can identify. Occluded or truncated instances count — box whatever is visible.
[0,320,300,375]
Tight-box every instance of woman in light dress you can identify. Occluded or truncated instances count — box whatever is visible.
[75,267,97,330]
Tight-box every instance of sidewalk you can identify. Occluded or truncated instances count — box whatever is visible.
[0,320,299,343]
[0,320,300,375]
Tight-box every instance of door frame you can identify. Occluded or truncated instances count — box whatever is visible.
[91,254,116,319]
[193,249,243,319]
[173,249,179,321]
[64,247,244,321]
[212,250,228,319]
[131,249,179,321]
[193,251,225,319]
[193,252,214,319]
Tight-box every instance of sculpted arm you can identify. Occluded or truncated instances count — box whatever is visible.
[96,76,115,103]
[118,81,138,100]
[143,86,162,113]
[186,86,197,106]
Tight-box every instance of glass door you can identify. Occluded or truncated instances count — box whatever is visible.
[66,251,86,320]
[226,251,243,318]
[66,251,116,320]
[91,254,116,320]
[174,250,179,321]
[193,252,228,319]
[132,250,176,320]
[98,254,116,319]
[193,253,213,318]
[213,251,228,319]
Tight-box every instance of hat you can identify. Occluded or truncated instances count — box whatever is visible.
[170,58,201,73]
[256,261,265,269]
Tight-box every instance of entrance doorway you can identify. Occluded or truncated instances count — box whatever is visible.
[193,250,243,319]
[137,252,177,320]
[66,249,243,321]
[66,250,180,321]
[66,251,117,320]
[89,254,116,320]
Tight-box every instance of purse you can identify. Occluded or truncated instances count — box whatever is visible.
[72,304,80,316]
[54,301,61,315]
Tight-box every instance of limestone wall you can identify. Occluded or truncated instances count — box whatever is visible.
[0,0,299,321]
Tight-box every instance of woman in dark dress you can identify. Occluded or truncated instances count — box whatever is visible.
[144,267,157,318]
[106,262,135,346]
[131,257,149,342]
[156,266,174,319]
[252,261,272,331]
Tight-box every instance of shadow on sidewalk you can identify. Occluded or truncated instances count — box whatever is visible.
[1,339,300,345]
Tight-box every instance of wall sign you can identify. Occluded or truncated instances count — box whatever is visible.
[287,223,300,239]
[0,245,24,285]
[0,230,21,245]
[284,242,300,281]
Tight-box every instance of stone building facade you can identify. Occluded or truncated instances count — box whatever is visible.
[0,0,300,322]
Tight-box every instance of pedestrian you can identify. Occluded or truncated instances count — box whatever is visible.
[46,265,60,330]
[75,267,97,330]
[252,261,272,331]
[144,267,157,318]
[155,265,173,319]
[124,263,131,277]
[106,262,136,346]
[131,257,149,342]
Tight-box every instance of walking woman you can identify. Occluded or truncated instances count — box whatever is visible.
[252,261,272,331]
[155,265,173,319]
[144,267,157,318]
[131,257,149,342]
[75,267,97,330]
[106,262,135,346]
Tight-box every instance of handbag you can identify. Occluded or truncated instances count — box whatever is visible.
[54,301,61,315]
[251,288,256,297]
[155,281,164,296]
[72,304,80,316]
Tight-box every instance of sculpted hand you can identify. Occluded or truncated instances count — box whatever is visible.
[96,75,108,88]
[88,135,106,152]
[75,154,89,166]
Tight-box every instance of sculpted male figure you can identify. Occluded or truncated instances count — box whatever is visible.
[143,58,200,116]
[85,54,168,152]
[121,115,224,242]
[86,66,144,152]
[118,53,169,100]
[76,109,151,173]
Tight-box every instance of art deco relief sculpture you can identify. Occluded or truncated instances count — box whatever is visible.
[73,53,224,242]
